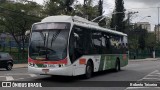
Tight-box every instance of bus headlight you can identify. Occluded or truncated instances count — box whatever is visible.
[29,62,35,67]
[61,64,66,67]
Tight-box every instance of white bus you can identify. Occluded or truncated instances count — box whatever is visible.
[28,15,128,78]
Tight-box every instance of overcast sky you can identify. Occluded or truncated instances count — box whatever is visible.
[33,0,160,31]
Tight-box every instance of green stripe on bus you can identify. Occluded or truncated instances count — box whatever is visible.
[98,54,128,71]
[36,64,43,67]
[98,55,105,71]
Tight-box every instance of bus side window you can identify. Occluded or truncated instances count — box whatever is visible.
[101,33,107,54]
[91,30,102,54]
[69,26,84,63]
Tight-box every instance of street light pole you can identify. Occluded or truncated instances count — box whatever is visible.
[158,7,160,42]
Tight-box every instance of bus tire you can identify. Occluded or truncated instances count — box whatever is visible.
[84,61,93,79]
[114,59,120,72]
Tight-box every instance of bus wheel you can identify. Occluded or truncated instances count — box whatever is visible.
[84,61,93,79]
[115,60,120,72]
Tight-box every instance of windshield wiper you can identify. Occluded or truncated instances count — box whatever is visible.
[36,31,49,59]
[50,30,61,47]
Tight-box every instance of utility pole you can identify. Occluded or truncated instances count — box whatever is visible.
[158,7,160,42]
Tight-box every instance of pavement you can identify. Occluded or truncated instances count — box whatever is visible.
[129,58,160,61]
[13,58,160,69]
[13,63,28,69]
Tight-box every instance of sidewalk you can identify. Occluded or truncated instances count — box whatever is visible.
[13,63,28,69]
[129,58,160,61]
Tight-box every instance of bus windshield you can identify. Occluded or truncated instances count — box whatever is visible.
[29,23,70,61]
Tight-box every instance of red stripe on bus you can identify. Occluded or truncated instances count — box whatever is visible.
[28,57,67,64]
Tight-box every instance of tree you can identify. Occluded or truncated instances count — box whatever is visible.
[146,32,156,51]
[44,0,75,15]
[110,0,125,33]
[127,24,147,51]
[98,0,106,27]
[0,0,6,4]
[98,0,103,16]
[0,1,42,54]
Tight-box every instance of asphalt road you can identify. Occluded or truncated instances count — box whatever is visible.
[0,60,160,90]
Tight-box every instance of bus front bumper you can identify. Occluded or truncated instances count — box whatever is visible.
[28,65,73,76]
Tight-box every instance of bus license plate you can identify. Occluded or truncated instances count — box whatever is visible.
[42,69,49,73]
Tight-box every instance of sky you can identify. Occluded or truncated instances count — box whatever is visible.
[33,0,160,31]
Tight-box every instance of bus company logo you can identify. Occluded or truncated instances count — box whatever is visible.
[2,82,12,87]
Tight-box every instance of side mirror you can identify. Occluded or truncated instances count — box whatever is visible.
[25,30,30,36]
[74,33,79,40]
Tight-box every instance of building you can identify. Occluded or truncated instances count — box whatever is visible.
[154,25,160,41]
[136,22,151,32]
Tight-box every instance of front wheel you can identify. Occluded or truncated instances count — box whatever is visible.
[6,63,13,71]
[84,61,93,79]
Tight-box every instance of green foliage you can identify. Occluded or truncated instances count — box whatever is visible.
[98,0,103,16]
[44,0,100,21]
[127,24,153,51]
[0,1,42,52]
[44,0,75,15]
[110,0,125,33]
[146,32,156,51]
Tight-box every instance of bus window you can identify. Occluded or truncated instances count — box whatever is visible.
[91,30,102,54]
[69,26,85,63]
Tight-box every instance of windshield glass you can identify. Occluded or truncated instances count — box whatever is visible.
[29,23,70,61]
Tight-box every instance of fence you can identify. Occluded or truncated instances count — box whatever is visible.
[129,50,160,59]
[0,45,28,64]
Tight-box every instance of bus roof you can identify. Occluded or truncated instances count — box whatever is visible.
[41,15,127,36]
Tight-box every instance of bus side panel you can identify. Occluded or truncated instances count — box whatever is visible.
[98,54,128,71]
[98,55,116,71]
[120,54,128,67]
[72,55,101,76]
[72,54,128,76]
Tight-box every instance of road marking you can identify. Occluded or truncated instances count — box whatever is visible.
[154,73,160,75]
[147,74,160,77]
[142,78,160,80]
[6,73,33,75]
[0,76,6,77]
[29,74,37,77]
[6,73,38,77]
[125,70,160,90]
[6,76,14,81]
[0,73,38,81]
[138,70,159,81]
[18,78,24,79]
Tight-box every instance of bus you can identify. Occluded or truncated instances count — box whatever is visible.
[28,15,128,78]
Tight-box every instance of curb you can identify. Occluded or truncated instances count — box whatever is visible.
[13,64,28,69]
[13,66,27,69]
[129,58,159,61]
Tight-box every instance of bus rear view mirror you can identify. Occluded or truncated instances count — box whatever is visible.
[74,33,79,40]
[25,30,30,36]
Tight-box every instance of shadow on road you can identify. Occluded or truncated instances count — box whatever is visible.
[0,69,9,71]
[33,69,123,82]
